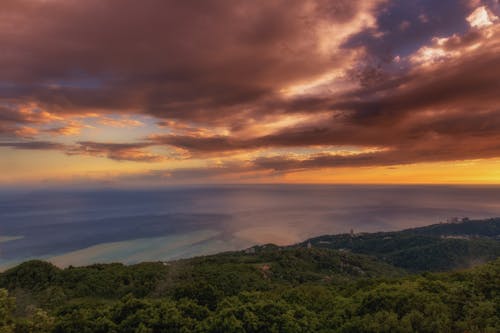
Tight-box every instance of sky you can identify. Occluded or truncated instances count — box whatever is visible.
[2,0,500,187]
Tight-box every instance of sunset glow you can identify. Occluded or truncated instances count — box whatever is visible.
[2,0,500,186]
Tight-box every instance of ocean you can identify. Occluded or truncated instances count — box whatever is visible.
[2,184,500,269]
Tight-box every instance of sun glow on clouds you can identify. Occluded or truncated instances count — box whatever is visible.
[98,117,145,128]
[283,159,500,185]
[2,1,500,185]
[467,6,498,28]
[17,103,63,123]
[14,126,39,138]
[279,70,351,97]
[314,0,385,56]
[233,112,334,139]
[411,5,500,66]
[44,121,92,136]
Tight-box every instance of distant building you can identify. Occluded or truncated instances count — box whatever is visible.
[244,247,256,254]
[441,235,470,240]
[307,241,312,249]
[446,216,470,224]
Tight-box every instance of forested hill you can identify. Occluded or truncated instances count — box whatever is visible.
[0,218,499,332]
[402,217,500,237]
[300,218,500,272]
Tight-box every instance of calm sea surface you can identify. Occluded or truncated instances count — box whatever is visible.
[2,185,500,269]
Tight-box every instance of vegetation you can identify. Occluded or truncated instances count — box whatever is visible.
[0,218,498,332]
[303,218,500,272]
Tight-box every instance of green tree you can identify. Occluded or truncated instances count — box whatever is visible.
[0,289,15,333]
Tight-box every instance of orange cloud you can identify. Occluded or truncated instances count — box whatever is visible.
[98,117,144,128]
[44,121,90,136]
[14,126,39,138]
[68,141,166,163]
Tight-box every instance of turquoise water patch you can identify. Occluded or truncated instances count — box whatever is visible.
[0,236,23,243]
[48,229,252,267]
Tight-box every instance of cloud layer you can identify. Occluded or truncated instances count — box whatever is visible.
[2,0,500,183]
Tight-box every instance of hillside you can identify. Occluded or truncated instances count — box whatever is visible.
[301,218,500,272]
[406,217,500,238]
[0,247,403,302]
[0,218,499,332]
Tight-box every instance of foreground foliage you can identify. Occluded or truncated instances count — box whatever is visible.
[0,255,498,332]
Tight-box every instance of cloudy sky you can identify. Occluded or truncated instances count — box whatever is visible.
[2,0,500,186]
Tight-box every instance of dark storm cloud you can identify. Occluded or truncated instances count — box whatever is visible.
[0,0,372,122]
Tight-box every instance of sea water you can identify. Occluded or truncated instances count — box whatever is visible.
[2,184,500,269]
